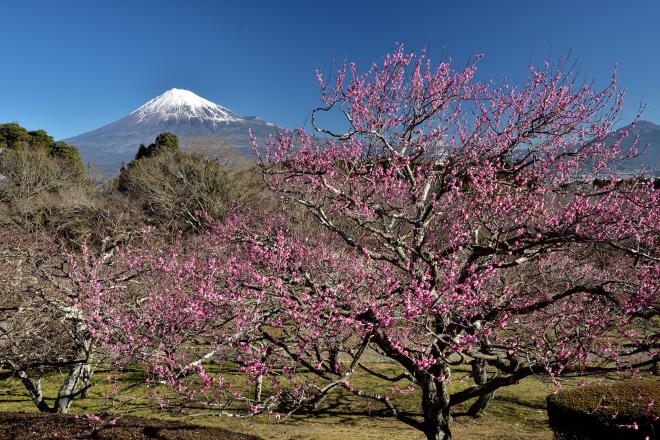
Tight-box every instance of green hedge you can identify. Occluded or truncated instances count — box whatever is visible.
[547,380,659,440]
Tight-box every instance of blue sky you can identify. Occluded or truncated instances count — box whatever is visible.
[1,0,658,139]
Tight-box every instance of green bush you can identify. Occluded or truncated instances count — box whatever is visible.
[134,131,180,160]
[0,122,83,172]
[547,380,660,440]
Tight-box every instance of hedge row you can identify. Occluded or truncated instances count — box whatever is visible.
[547,380,660,440]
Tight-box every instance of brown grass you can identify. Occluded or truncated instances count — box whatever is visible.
[0,412,260,440]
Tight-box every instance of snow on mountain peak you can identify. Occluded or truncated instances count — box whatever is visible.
[131,88,243,123]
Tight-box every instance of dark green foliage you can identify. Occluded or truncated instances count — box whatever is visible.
[135,143,149,160]
[0,123,31,148]
[0,123,83,172]
[592,178,612,188]
[49,141,84,171]
[134,132,180,160]
[155,131,179,151]
[27,129,54,148]
[546,380,660,440]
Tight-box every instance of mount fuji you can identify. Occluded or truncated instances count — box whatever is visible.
[63,88,278,174]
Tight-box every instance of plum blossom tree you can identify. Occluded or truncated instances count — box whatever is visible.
[72,46,658,440]
[68,231,280,413]
[244,46,659,439]
[0,230,114,414]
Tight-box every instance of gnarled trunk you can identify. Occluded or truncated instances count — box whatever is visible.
[17,335,94,414]
[80,362,93,398]
[467,359,495,417]
[17,371,50,412]
[54,361,91,414]
[421,374,452,440]
[18,362,91,414]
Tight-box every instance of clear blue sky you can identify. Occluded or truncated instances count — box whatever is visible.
[1,0,658,139]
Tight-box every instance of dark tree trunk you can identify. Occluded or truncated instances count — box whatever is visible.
[329,347,340,373]
[467,360,495,417]
[17,371,51,413]
[421,373,452,440]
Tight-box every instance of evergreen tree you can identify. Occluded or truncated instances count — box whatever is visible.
[28,129,55,148]
[135,144,149,160]
[0,122,30,149]
[154,132,179,152]
[49,141,84,171]
[133,132,180,161]
[0,123,83,173]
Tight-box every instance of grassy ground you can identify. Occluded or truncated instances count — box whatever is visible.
[0,363,572,440]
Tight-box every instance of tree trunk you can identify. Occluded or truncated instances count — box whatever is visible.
[18,360,93,414]
[467,360,495,417]
[329,347,340,373]
[53,336,94,413]
[254,374,263,402]
[421,374,452,440]
[79,363,93,399]
[54,362,89,414]
[17,371,51,413]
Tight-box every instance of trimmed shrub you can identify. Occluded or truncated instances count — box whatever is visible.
[547,380,660,440]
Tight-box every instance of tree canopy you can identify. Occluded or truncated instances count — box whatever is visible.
[134,132,180,161]
[0,122,83,172]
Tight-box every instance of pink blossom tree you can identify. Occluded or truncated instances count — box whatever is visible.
[242,46,658,439]
[69,231,283,413]
[0,229,123,414]
[73,46,658,440]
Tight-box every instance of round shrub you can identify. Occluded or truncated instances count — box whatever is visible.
[547,380,660,440]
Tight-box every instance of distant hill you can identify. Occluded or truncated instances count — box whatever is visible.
[63,88,277,177]
[605,120,660,175]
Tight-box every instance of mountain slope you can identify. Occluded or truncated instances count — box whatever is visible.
[605,120,660,174]
[63,88,277,174]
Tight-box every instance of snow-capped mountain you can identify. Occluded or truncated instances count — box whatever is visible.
[131,88,243,124]
[64,88,278,174]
